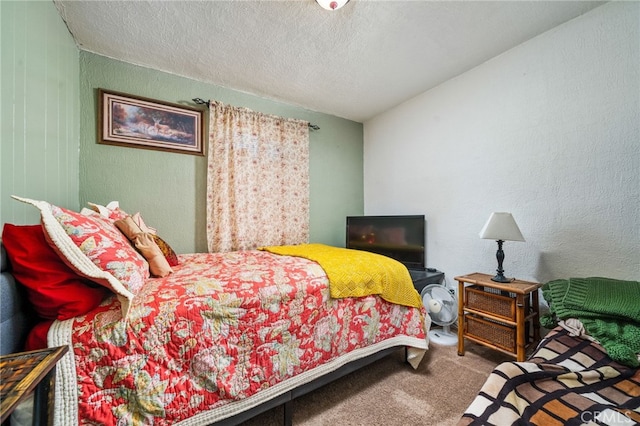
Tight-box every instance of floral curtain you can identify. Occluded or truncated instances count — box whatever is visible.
[206,101,310,253]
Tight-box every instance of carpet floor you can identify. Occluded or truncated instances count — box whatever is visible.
[241,334,513,425]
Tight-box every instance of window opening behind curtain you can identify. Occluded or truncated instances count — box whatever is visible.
[206,101,310,252]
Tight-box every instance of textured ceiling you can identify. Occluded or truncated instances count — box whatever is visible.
[53,0,604,122]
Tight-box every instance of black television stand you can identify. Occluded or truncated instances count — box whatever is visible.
[409,268,444,293]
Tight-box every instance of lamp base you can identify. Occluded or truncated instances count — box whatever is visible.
[491,274,513,283]
[491,240,513,283]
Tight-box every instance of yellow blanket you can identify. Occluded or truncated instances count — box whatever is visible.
[259,243,422,309]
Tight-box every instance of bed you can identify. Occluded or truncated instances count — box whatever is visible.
[1,196,429,426]
[458,277,640,426]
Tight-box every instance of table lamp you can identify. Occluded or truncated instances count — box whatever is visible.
[479,212,525,283]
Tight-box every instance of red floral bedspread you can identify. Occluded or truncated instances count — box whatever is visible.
[49,250,428,425]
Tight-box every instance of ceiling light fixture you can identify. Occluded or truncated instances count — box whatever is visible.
[316,0,349,11]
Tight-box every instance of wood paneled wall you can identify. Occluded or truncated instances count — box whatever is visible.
[1,1,80,227]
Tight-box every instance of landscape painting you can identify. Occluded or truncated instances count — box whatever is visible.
[99,89,204,155]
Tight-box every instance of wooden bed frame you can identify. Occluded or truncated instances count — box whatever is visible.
[0,242,408,426]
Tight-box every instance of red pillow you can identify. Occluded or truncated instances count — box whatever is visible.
[25,320,54,351]
[2,224,109,321]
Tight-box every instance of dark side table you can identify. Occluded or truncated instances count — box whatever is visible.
[0,345,68,424]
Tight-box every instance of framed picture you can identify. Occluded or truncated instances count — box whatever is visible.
[99,89,204,156]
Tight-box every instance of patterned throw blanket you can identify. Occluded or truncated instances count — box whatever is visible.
[541,277,640,367]
[459,327,640,426]
[260,243,422,309]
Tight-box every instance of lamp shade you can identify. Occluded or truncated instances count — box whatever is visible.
[479,212,525,242]
[316,0,349,10]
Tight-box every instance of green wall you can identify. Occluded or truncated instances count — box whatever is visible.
[1,2,364,251]
[1,1,80,226]
[79,52,364,253]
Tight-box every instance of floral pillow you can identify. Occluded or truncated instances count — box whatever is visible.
[51,206,150,292]
[12,196,149,318]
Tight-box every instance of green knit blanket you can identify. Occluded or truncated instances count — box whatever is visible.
[541,277,640,367]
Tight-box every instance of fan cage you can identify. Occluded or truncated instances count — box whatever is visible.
[423,285,458,325]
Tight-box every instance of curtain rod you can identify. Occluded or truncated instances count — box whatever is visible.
[192,98,320,131]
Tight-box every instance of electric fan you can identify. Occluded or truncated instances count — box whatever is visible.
[421,283,458,346]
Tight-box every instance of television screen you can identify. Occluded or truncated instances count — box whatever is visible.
[346,215,425,270]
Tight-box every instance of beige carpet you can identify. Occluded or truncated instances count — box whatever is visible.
[241,334,513,425]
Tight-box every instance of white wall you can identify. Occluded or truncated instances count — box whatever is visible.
[364,2,639,288]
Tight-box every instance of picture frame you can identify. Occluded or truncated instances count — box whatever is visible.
[98,89,205,156]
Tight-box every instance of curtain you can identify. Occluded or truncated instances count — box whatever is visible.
[206,101,310,253]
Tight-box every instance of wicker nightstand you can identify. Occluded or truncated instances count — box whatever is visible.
[0,346,68,424]
[455,273,542,362]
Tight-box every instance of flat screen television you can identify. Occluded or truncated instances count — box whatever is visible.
[346,215,425,270]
